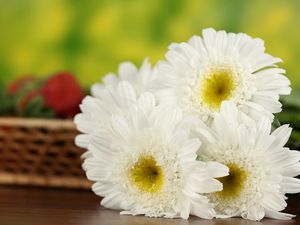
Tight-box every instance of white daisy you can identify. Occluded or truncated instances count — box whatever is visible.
[74,59,156,150]
[195,101,300,221]
[91,58,157,98]
[77,90,228,219]
[74,81,138,151]
[156,28,291,124]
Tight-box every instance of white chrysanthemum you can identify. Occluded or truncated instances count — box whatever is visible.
[76,89,228,219]
[156,28,291,124]
[92,59,157,98]
[74,60,156,151]
[195,101,300,221]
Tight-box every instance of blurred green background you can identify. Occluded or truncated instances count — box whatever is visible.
[1,0,300,89]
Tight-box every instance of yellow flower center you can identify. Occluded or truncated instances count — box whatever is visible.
[216,163,248,199]
[130,155,164,193]
[201,69,235,109]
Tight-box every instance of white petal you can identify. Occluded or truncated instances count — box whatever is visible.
[117,81,137,107]
[180,198,190,219]
[265,210,295,220]
[252,54,282,72]
[118,62,137,81]
[92,181,114,196]
[281,177,300,193]
[271,125,292,147]
[261,192,287,212]
[179,139,201,160]
[137,92,156,114]
[205,161,229,178]
[188,35,207,56]
[190,197,215,219]
[75,134,90,148]
[244,205,265,221]
[202,28,217,52]
[101,192,122,210]
[74,114,95,133]
[111,115,132,144]
[91,83,105,97]
[252,95,282,113]
[102,73,118,85]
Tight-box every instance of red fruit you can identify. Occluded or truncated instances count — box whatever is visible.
[42,72,84,118]
[7,75,36,95]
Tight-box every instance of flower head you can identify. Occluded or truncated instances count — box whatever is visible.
[196,101,300,221]
[156,28,291,124]
[91,59,157,98]
[74,60,156,151]
[75,84,228,219]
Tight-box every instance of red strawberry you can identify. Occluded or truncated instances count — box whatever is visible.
[42,72,84,118]
[7,75,36,95]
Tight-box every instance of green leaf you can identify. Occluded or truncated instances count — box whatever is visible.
[277,112,300,130]
[22,96,55,118]
[281,88,300,109]
[0,82,15,116]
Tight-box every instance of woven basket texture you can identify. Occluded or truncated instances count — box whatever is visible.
[0,118,91,189]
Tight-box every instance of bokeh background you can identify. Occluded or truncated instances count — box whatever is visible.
[1,0,300,89]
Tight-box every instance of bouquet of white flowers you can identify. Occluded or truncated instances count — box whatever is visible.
[74,28,300,221]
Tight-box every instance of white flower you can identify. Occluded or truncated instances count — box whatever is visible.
[74,82,136,152]
[156,28,291,124]
[91,58,157,98]
[76,88,228,219]
[195,101,300,221]
[74,59,157,151]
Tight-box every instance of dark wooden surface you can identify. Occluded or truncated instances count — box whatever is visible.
[0,185,299,225]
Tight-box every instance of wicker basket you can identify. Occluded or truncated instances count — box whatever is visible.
[0,117,91,189]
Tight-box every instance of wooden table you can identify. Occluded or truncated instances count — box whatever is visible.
[0,185,299,225]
